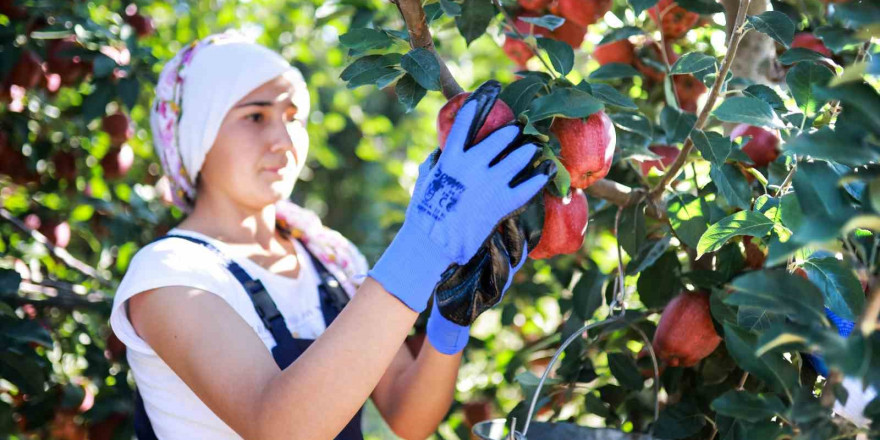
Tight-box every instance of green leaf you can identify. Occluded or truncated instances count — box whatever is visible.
[815,82,880,136]
[0,353,46,395]
[742,84,787,112]
[637,251,681,308]
[726,270,827,325]
[440,0,462,16]
[660,106,697,144]
[589,83,637,109]
[778,47,834,66]
[339,54,403,89]
[82,80,116,122]
[791,160,858,242]
[712,96,784,129]
[723,323,798,398]
[572,269,606,321]
[117,77,139,110]
[667,194,710,249]
[400,48,441,91]
[598,26,643,45]
[697,211,773,257]
[527,87,604,121]
[676,0,724,14]
[499,76,545,117]
[394,74,426,113]
[92,53,116,78]
[424,2,444,23]
[653,401,707,439]
[670,52,717,75]
[339,28,394,51]
[3,319,53,348]
[608,353,644,390]
[630,0,659,16]
[710,163,752,211]
[711,391,786,422]
[537,37,574,76]
[786,127,880,167]
[0,269,22,295]
[611,111,652,138]
[786,62,834,115]
[589,63,641,80]
[737,306,784,332]
[691,130,732,166]
[455,0,496,46]
[745,11,795,47]
[518,14,565,31]
[627,236,672,275]
[814,25,860,53]
[803,256,865,321]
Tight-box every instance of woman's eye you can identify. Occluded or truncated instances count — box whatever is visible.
[247,113,264,123]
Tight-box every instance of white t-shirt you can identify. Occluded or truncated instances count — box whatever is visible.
[109,227,346,439]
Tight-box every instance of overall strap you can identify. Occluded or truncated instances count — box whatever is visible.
[157,234,290,335]
[294,239,351,323]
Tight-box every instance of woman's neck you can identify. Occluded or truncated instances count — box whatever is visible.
[178,195,280,249]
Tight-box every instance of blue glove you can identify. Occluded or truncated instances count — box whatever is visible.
[426,238,529,354]
[367,81,555,314]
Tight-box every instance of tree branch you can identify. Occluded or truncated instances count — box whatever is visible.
[0,208,110,284]
[648,0,753,200]
[391,0,667,219]
[392,0,463,98]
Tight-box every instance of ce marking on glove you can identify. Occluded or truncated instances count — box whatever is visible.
[418,165,465,221]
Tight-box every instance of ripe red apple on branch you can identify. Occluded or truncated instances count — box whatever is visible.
[673,74,707,113]
[101,144,135,179]
[101,112,134,146]
[648,0,700,40]
[652,291,721,367]
[729,124,780,168]
[7,50,44,90]
[529,189,589,259]
[791,32,832,57]
[46,37,92,87]
[551,0,613,27]
[551,111,616,189]
[634,40,677,85]
[502,13,587,67]
[437,92,515,150]
[593,39,635,66]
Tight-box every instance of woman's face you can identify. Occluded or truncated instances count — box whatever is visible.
[198,71,309,210]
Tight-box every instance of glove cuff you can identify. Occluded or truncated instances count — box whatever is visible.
[367,220,453,313]
[426,298,471,354]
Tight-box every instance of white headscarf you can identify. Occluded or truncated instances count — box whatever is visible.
[150,30,308,213]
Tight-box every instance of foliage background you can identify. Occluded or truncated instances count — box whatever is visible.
[1,0,878,439]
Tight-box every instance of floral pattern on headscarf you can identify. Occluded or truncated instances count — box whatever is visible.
[151,31,369,299]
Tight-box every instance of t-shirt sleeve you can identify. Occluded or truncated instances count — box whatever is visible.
[109,238,238,356]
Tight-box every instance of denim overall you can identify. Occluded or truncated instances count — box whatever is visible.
[132,233,364,440]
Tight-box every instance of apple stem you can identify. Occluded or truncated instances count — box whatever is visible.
[393,0,464,98]
[648,0,753,201]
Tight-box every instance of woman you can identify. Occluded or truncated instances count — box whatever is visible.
[109,30,554,440]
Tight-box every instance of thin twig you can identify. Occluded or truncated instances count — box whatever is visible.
[648,0,753,200]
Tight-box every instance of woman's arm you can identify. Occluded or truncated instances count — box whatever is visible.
[129,276,418,440]
[369,337,463,439]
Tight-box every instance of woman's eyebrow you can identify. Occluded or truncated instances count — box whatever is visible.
[234,91,297,109]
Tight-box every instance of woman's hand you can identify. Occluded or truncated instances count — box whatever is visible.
[368,80,556,314]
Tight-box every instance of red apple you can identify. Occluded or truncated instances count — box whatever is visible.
[503,38,534,68]
[101,112,134,146]
[551,111,616,189]
[101,144,135,179]
[730,124,780,168]
[673,74,707,113]
[518,0,551,11]
[594,39,636,66]
[51,150,77,181]
[648,0,700,40]
[529,189,589,259]
[652,291,721,367]
[124,12,154,38]
[437,92,515,150]
[39,219,71,248]
[639,145,679,175]
[555,0,613,27]
[550,18,587,49]
[792,32,832,57]
[46,37,92,87]
[743,236,765,269]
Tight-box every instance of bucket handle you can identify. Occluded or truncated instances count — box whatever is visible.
[520,315,661,437]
